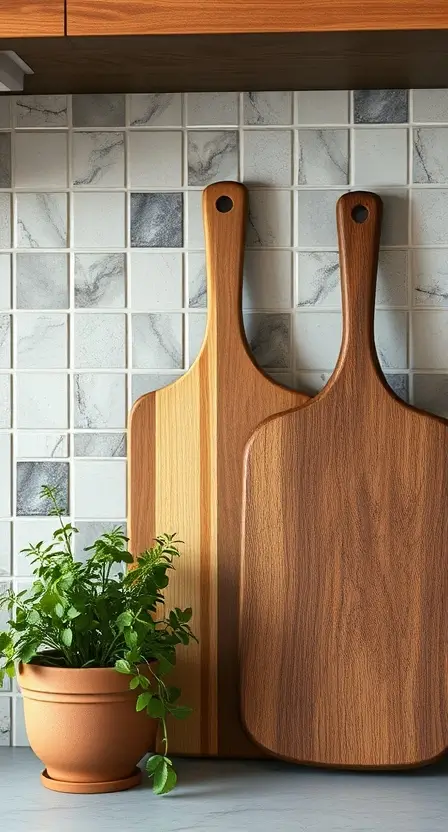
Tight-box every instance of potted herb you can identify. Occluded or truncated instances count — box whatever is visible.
[0,486,196,795]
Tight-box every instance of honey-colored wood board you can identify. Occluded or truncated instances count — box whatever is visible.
[0,1,65,37]
[128,182,309,757]
[241,191,448,768]
[67,0,448,36]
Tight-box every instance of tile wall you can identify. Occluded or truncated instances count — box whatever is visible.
[1,88,448,744]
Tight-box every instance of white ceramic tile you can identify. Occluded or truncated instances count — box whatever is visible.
[72,94,125,128]
[413,373,448,418]
[354,128,408,186]
[17,193,67,249]
[75,521,127,562]
[72,132,125,187]
[0,579,11,689]
[129,93,182,127]
[16,253,68,309]
[74,313,126,369]
[14,518,69,575]
[132,373,182,402]
[0,133,11,188]
[243,251,292,310]
[130,252,183,310]
[187,253,207,308]
[298,129,349,186]
[297,90,349,125]
[247,190,292,247]
[16,374,68,429]
[14,95,67,128]
[297,190,344,247]
[243,92,292,125]
[0,375,10,429]
[16,313,67,369]
[187,92,239,126]
[412,189,448,245]
[188,131,238,186]
[376,250,409,307]
[0,521,11,576]
[0,698,10,746]
[375,310,408,369]
[0,435,10,517]
[243,313,291,368]
[295,370,332,395]
[74,373,126,429]
[0,194,10,250]
[74,253,125,308]
[0,98,11,128]
[188,314,207,364]
[129,131,182,187]
[0,315,10,369]
[243,130,293,187]
[413,249,448,306]
[16,461,68,516]
[13,698,29,746]
[132,313,183,369]
[412,310,448,368]
[74,433,125,458]
[74,460,126,518]
[294,311,341,370]
[0,255,11,309]
[17,433,68,459]
[14,132,68,188]
[376,189,409,246]
[413,128,448,184]
[73,192,125,248]
[186,191,205,248]
[413,89,448,123]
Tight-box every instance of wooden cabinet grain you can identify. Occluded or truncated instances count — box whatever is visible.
[66,0,448,36]
[0,1,65,37]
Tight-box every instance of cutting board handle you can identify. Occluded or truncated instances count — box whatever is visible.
[336,191,383,373]
[203,181,248,353]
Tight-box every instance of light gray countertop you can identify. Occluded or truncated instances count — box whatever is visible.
[1,749,448,832]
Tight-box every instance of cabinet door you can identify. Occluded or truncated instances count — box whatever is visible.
[67,0,448,36]
[1,1,65,37]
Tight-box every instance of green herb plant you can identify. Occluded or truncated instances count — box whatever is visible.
[0,486,196,795]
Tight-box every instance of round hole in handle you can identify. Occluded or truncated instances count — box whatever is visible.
[215,195,234,213]
[351,204,369,224]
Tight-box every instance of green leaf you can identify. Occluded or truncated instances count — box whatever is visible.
[157,655,174,676]
[66,606,80,620]
[129,677,140,690]
[121,553,134,564]
[169,705,192,720]
[147,697,165,719]
[28,609,40,625]
[116,611,133,631]
[136,692,151,712]
[137,674,149,690]
[124,628,138,649]
[169,610,178,628]
[54,602,64,619]
[158,766,177,795]
[61,628,72,647]
[167,686,181,703]
[5,661,15,678]
[115,659,132,674]
[181,607,192,623]
[146,754,164,774]
[152,760,168,795]
[0,632,10,652]
[20,643,37,663]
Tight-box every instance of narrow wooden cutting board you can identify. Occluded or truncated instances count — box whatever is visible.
[241,191,448,768]
[128,181,309,756]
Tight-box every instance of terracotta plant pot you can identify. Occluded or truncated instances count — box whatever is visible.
[19,662,157,794]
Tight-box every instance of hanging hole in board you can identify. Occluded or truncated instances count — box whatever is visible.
[351,204,369,224]
[216,195,233,213]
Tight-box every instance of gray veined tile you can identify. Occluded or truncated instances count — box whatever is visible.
[74,373,126,429]
[243,91,292,125]
[132,313,183,369]
[412,189,448,245]
[74,433,126,458]
[413,127,448,184]
[72,94,125,128]
[132,373,182,402]
[244,313,291,369]
[0,193,11,249]
[74,521,127,564]
[297,252,341,307]
[413,89,448,123]
[188,131,238,186]
[247,190,292,247]
[72,132,125,187]
[75,253,125,308]
[354,89,409,123]
[243,130,292,187]
[0,133,11,188]
[297,129,349,186]
[16,253,68,309]
[17,374,68,430]
[413,249,448,306]
[0,314,10,368]
[187,92,239,126]
[0,698,10,745]
[413,373,448,417]
[187,253,207,308]
[17,193,67,248]
[129,93,182,127]
[17,433,68,459]
[74,313,126,369]
[14,95,67,127]
[17,461,69,516]
[384,373,409,403]
[16,313,67,369]
[0,374,10,428]
[131,193,183,248]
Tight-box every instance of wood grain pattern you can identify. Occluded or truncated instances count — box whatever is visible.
[128,182,309,756]
[67,0,448,36]
[0,1,65,37]
[241,191,448,768]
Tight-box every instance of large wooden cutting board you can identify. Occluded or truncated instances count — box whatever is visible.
[241,191,448,768]
[128,181,309,756]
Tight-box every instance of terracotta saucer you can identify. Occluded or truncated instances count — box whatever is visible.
[40,767,142,794]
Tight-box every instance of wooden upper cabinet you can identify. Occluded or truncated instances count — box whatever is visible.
[67,0,448,36]
[0,1,65,37]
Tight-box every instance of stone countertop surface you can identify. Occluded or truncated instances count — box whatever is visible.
[1,749,448,832]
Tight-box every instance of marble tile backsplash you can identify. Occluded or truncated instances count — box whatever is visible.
[0,88,448,743]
